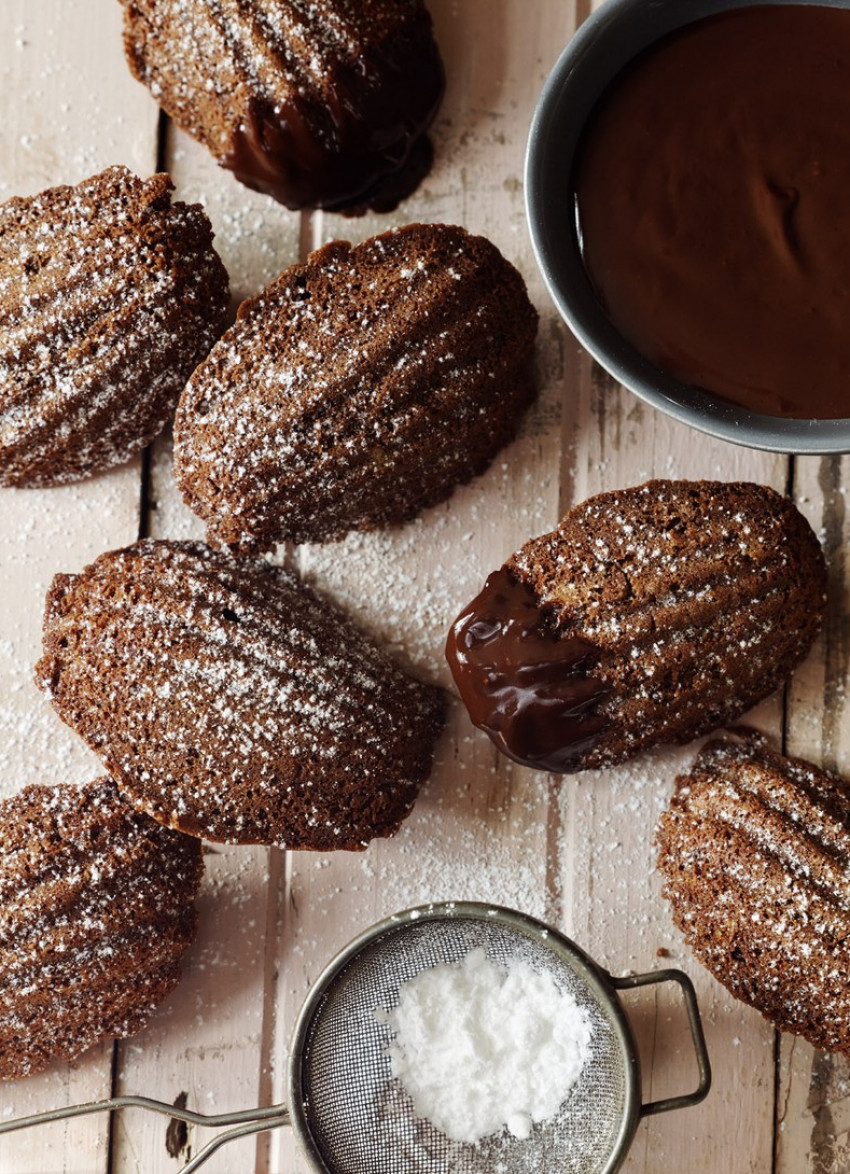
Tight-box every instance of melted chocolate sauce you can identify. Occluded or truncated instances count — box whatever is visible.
[224,34,444,214]
[573,5,850,419]
[445,567,610,773]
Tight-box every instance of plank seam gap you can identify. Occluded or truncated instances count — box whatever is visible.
[299,209,315,262]
[256,845,287,1173]
[137,110,172,541]
[785,453,797,500]
[544,774,563,926]
[771,1028,780,1174]
[106,1039,120,1174]
[138,445,154,541]
[156,108,169,175]
[773,453,796,1171]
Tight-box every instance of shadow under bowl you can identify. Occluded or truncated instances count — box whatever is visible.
[525,0,850,455]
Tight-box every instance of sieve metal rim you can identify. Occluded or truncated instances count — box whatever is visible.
[286,900,710,1174]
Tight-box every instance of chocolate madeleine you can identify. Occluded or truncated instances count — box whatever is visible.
[121,0,445,214]
[0,777,202,1079]
[446,480,826,772]
[174,223,538,551]
[0,166,228,487]
[36,540,445,848]
[657,731,850,1053]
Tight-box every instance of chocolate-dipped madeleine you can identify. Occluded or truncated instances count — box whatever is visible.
[120,0,445,214]
[446,480,826,772]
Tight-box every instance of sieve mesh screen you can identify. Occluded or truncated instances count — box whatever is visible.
[295,913,630,1174]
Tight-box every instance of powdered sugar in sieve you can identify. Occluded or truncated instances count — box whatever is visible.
[377,945,593,1143]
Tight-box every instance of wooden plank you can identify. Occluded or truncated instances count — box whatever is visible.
[560,336,787,1171]
[111,841,274,1173]
[270,1,784,1169]
[547,0,793,1165]
[775,452,850,1174]
[270,2,581,1171]
[108,126,303,1174]
[0,1,157,1170]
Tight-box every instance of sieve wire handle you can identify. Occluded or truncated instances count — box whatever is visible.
[611,967,712,1116]
[0,1093,290,1173]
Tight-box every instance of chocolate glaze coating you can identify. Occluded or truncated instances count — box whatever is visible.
[446,567,609,772]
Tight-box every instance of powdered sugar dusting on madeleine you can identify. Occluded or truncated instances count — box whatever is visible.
[35,540,445,849]
[174,224,538,552]
[656,731,850,1053]
[0,776,202,1078]
[0,165,228,487]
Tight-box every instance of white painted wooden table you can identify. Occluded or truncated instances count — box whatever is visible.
[1,2,847,1171]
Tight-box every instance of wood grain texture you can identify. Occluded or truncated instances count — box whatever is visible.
[1,1,846,1173]
[563,11,790,1161]
[107,123,304,1174]
[558,322,788,1173]
[272,2,578,1170]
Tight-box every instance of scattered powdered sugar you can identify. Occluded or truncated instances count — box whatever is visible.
[377,946,592,1144]
[0,469,139,800]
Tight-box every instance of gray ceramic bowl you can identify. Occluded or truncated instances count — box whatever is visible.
[525,0,850,455]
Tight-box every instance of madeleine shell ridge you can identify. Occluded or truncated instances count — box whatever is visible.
[0,165,229,487]
[173,223,539,551]
[0,777,202,1079]
[36,540,445,849]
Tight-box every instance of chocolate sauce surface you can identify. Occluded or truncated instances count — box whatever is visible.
[573,5,850,419]
[445,567,610,773]
[223,35,444,214]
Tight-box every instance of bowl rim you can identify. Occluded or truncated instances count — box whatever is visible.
[524,0,850,455]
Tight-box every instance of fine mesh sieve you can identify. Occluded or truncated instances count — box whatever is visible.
[0,902,710,1174]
